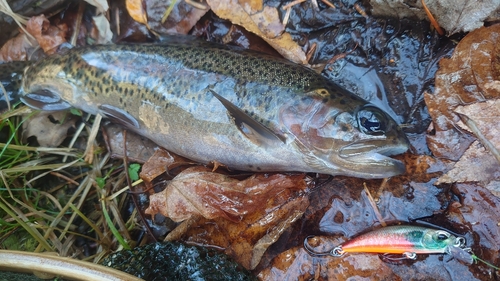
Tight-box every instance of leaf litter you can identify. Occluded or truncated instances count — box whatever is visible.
[0,0,500,280]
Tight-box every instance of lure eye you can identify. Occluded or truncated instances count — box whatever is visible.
[436,231,450,241]
[357,106,387,136]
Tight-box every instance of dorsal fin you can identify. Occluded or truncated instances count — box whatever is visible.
[209,90,286,147]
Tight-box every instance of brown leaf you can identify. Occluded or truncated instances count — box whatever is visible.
[145,166,307,222]
[23,111,77,147]
[206,0,307,64]
[90,14,113,44]
[454,98,500,156]
[371,0,500,36]
[26,15,67,54]
[126,0,148,25]
[139,148,193,184]
[258,241,397,280]
[145,0,209,35]
[425,24,500,160]
[0,33,35,62]
[165,176,310,269]
[103,124,159,163]
[435,94,500,189]
[437,141,500,187]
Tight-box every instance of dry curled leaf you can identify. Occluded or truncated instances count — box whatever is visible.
[206,0,307,64]
[0,33,35,62]
[424,24,500,160]
[145,166,307,222]
[126,0,148,25]
[91,14,113,44]
[23,111,77,147]
[26,15,67,54]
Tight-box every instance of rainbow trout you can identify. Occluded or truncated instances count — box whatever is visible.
[19,38,409,178]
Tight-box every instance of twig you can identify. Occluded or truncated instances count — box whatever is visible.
[421,0,444,35]
[363,182,386,227]
[354,4,368,18]
[122,129,157,242]
[457,112,500,165]
[320,0,335,9]
[283,0,306,10]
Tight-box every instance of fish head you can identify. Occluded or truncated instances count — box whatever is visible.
[19,53,92,112]
[281,89,409,178]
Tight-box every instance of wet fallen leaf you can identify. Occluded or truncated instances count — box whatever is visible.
[145,0,209,35]
[425,24,500,160]
[126,0,148,26]
[258,242,398,280]
[436,141,500,187]
[0,33,35,61]
[206,0,307,64]
[450,183,500,266]
[165,175,310,270]
[84,0,109,14]
[139,148,193,184]
[454,98,500,159]
[145,166,307,222]
[26,15,67,54]
[370,0,500,35]
[22,111,77,147]
[435,97,500,190]
[103,124,159,163]
[91,14,113,44]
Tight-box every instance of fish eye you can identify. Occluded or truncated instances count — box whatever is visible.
[436,231,450,241]
[357,106,387,135]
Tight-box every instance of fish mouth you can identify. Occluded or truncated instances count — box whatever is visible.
[20,90,71,111]
[338,139,409,178]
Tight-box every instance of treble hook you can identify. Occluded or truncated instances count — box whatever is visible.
[303,235,345,257]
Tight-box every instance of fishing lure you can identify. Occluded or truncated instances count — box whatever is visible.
[304,225,467,260]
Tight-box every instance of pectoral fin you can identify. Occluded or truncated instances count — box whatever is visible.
[209,90,285,147]
[21,90,71,111]
[99,104,140,129]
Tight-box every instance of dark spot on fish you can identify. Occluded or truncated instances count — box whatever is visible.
[256,167,261,171]
[248,164,253,168]
[341,126,348,132]
[340,99,346,105]
[322,98,328,103]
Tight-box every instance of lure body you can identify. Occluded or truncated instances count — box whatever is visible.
[339,225,460,255]
[304,225,466,259]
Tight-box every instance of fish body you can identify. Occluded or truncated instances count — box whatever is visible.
[0,61,29,111]
[340,225,460,255]
[19,38,409,178]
